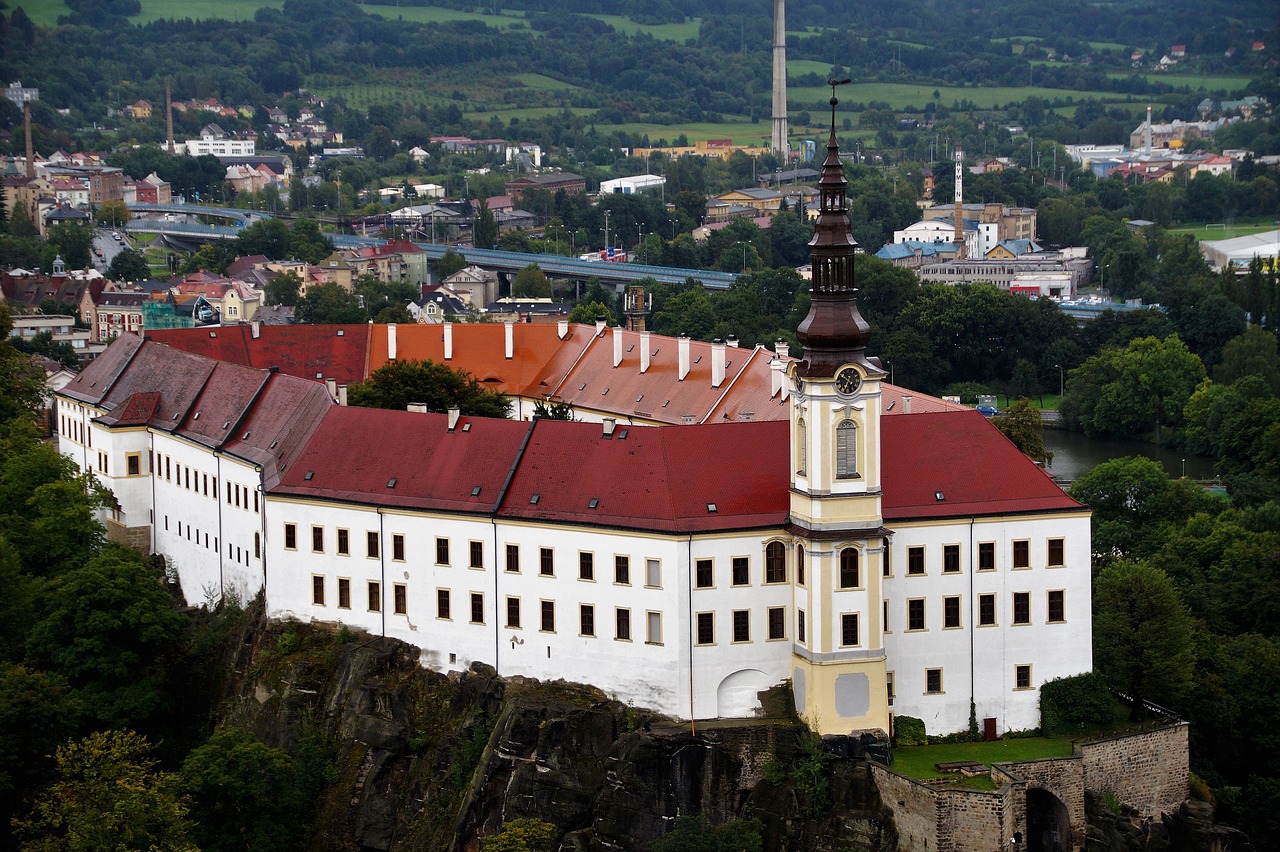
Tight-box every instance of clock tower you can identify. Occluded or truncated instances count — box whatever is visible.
[787,81,890,736]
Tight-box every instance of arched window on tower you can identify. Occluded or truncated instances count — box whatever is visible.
[839,547,859,589]
[765,541,786,584]
[796,418,806,475]
[836,420,858,479]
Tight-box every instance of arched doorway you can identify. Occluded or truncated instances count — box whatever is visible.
[716,669,773,718]
[1026,787,1071,852]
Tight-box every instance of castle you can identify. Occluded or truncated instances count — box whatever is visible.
[54,112,1091,738]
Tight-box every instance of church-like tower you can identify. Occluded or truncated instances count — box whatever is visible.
[787,82,890,736]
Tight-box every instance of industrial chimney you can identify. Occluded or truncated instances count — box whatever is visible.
[953,147,964,257]
[770,0,789,156]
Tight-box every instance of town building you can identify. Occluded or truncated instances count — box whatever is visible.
[55,118,1091,740]
[504,172,587,201]
[600,175,666,195]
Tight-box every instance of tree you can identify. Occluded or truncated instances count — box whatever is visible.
[25,547,187,728]
[1216,325,1280,395]
[264,270,302,307]
[0,664,81,839]
[106,250,150,283]
[348,359,511,419]
[93,200,130,228]
[286,218,334,264]
[512,264,551,298]
[474,198,498,250]
[9,201,37,238]
[650,816,764,852]
[45,222,95,270]
[294,281,366,324]
[179,242,236,276]
[180,728,303,852]
[532,400,575,420]
[992,398,1051,464]
[1093,560,1195,719]
[437,248,467,280]
[373,304,415,324]
[566,300,615,326]
[481,818,558,852]
[14,730,198,852]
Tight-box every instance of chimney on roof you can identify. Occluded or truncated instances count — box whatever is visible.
[387,323,397,360]
[727,334,739,348]
[902,395,913,414]
[407,403,429,413]
[447,407,460,431]
[603,417,616,438]
[771,356,785,398]
[325,378,337,400]
[443,322,453,360]
[775,339,790,359]
[640,331,651,373]
[337,385,347,406]
[250,320,260,339]
[612,327,624,367]
[678,335,691,381]
[504,321,514,359]
[711,339,726,388]
[557,319,568,339]
[595,316,607,336]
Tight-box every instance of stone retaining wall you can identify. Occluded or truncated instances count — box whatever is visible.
[1079,723,1188,817]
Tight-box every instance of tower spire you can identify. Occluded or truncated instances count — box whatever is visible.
[794,80,874,378]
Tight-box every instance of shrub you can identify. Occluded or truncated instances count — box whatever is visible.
[894,715,927,746]
[1040,671,1114,736]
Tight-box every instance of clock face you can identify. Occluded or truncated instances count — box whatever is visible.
[835,366,861,395]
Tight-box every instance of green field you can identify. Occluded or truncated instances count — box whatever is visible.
[11,0,72,27]
[1105,71,1252,93]
[359,4,526,29]
[1170,223,1280,241]
[790,81,1154,111]
[580,14,701,42]
[606,120,772,145]
[892,738,1075,782]
[511,74,583,92]
[788,60,837,77]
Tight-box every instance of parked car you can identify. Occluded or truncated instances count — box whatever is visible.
[976,405,998,417]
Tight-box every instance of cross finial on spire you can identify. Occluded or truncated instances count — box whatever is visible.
[827,78,851,139]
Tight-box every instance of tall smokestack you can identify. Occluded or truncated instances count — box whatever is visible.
[1144,104,1152,155]
[770,0,789,156]
[24,101,34,179]
[165,78,175,154]
[953,147,964,258]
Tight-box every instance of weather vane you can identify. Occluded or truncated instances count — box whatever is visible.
[827,77,851,134]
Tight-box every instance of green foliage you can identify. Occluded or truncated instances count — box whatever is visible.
[0,664,81,837]
[348,359,511,419]
[14,730,198,852]
[1039,672,1115,737]
[893,715,928,746]
[650,815,764,852]
[106,249,150,282]
[294,281,366,324]
[437,248,468,280]
[94,200,130,228]
[180,728,304,852]
[44,223,95,271]
[512,263,551,298]
[481,817,558,852]
[264,270,302,307]
[532,400,575,420]
[1093,560,1196,719]
[355,275,419,319]
[1215,325,1280,396]
[992,398,1051,463]
[474,198,498,250]
[566,300,615,326]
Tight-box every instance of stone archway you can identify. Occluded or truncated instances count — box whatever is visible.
[1026,787,1072,852]
[716,669,773,718]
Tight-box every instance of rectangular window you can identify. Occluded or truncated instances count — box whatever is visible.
[337,529,350,556]
[695,559,713,589]
[732,609,750,643]
[540,547,554,576]
[311,526,324,553]
[394,584,407,615]
[337,578,350,609]
[437,589,451,619]
[579,552,594,580]
[943,544,961,574]
[614,555,630,585]
[126,453,140,476]
[615,608,631,641]
[646,611,662,645]
[765,547,786,583]
[696,612,715,645]
[645,559,661,588]
[1013,539,1030,569]
[926,668,943,694]
[254,492,259,514]
[908,598,926,631]
[978,541,996,571]
[1047,538,1065,567]
[368,581,381,612]
[541,600,555,632]
[839,549,859,589]
[506,544,520,573]
[392,534,405,562]
[731,557,749,586]
[580,604,595,637]
[883,547,891,577]
[841,613,859,647]
[312,575,324,606]
[470,593,484,624]
[943,595,961,629]
[907,546,925,575]
[887,672,896,706]
[1048,590,1065,623]
[436,537,450,566]
[1013,592,1031,625]
[1016,664,1032,690]
[506,597,521,628]
[767,607,785,640]
[978,593,996,626]
[203,473,208,496]
[469,541,483,569]
[883,599,890,632]
[284,523,297,550]
[367,531,380,559]
[798,610,806,643]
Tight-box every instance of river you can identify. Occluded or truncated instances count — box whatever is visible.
[1041,427,1218,483]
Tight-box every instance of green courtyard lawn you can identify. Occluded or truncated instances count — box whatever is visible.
[891,737,1075,784]
[1169,222,1280,242]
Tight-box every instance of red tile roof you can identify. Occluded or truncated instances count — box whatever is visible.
[881,411,1081,519]
[62,333,146,404]
[368,323,574,396]
[147,325,372,386]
